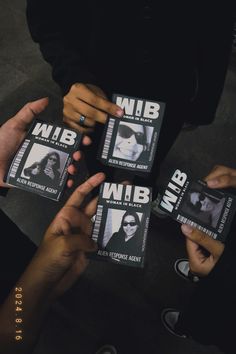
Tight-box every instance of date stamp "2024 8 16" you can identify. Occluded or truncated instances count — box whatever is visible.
[15,287,23,341]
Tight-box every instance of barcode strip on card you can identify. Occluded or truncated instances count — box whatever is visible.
[10,139,30,178]
[176,215,217,239]
[92,205,103,242]
[101,118,115,159]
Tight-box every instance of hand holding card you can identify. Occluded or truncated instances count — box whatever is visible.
[90,182,152,267]
[159,169,236,242]
[99,94,165,173]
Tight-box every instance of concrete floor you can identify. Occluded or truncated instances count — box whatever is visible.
[1,1,236,353]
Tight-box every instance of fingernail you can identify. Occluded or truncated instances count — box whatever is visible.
[207,179,218,187]
[97,172,106,180]
[116,109,124,117]
[181,224,193,234]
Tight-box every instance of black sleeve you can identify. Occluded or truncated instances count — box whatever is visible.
[0,210,37,304]
[26,0,98,95]
[0,187,9,197]
[203,215,236,296]
[178,229,236,353]
[204,237,236,291]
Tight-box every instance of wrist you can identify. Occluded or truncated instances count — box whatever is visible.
[19,254,60,299]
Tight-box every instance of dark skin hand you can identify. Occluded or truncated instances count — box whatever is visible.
[63,83,124,135]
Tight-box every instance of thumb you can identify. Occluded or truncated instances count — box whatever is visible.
[206,174,236,189]
[15,97,49,126]
[181,224,224,258]
[185,238,201,264]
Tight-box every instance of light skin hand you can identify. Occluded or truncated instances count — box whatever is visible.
[0,98,91,189]
[63,83,124,134]
[181,224,225,277]
[204,165,236,189]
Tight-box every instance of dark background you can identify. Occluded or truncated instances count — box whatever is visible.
[0,1,236,353]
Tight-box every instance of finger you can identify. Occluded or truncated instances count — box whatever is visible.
[205,165,232,181]
[67,179,74,188]
[65,172,105,209]
[64,232,97,253]
[82,135,92,145]
[65,98,107,125]
[67,164,77,176]
[72,151,82,161]
[206,174,236,189]
[15,98,49,126]
[74,252,89,271]
[181,224,224,258]
[55,210,94,236]
[121,180,133,185]
[83,196,99,217]
[81,117,96,128]
[185,239,207,274]
[63,103,97,127]
[63,116,94,134]
[205,165,236,187]
[74,83,124,118]
[185,238,202,263]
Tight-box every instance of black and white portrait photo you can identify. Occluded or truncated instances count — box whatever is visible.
[112,122,153,162]
[102,208,144,257]
[21,143,68,186]
[182,184,226,228]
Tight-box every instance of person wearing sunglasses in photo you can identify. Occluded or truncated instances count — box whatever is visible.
[0,170,106,354]
[185,188,225,228]
[24,151,61,186]
[0,97,117,353]
[105,211,143,258]
[112,122,150,162]
[162,165,236,354]
[26,1,235,195]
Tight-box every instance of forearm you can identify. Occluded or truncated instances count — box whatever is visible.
[0,263,54,354]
